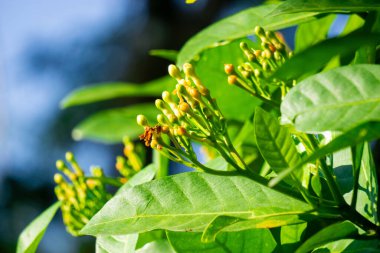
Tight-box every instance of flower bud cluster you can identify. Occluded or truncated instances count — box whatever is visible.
[54,152,111,236]
[225,26,293,101]
[137,63,233,171]
[115,137,145,179]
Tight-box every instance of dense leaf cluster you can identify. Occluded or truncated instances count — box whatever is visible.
[18,1,380,252]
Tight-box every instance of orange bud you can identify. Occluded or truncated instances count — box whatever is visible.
[188,87,200,99]
[268,44,276,52]
[228,75,237,85]
[176,127,186,136]
[179,102,190,113]
[224,64,234,74]
[198,85,209,96]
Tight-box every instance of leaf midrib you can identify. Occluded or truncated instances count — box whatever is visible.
[84,210,309,231]
[290,97,380,122]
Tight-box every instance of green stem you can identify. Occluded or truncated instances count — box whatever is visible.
[307,134,346,205]
[306,135,380,235]
[341,202,380,235]
[350,142,364,209]
[153,149,169,179]
[222,135,247,170]
[319,151,346,205]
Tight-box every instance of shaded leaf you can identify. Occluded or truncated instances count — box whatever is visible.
[167,229,277,253]
[295,15,336,52]
[204,156,228,171]
[280,223,308,252]
[193,39,260,121]
[73,103,158,143]
[254,107,302,183]
[135,240,175,253]
[342,14,365,35]
[273,33,380,81]
[270,122,380,186]
[281,64,380,132]
[272,0,380,15]
[233,120,255,148]
[296,221,358,253]
[312,238,380,252]
[343,143,378,224]
[96,234,138,253]
[135,230,165,250]
[149,49,178,62]
[80,172,312,236]
[61,76,175,108]
[177,4,318,66]
[17,202,61,253]
[201,216,243,243]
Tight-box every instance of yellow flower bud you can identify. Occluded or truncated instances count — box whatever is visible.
[56,160,65,170]
[162,91,173,103]
[150,139,158,149]
[188,87,200,99]
[157,114,167,125]
[254,26,265,37]
[136,114,148,127]
[183,63,195,77]
[54,173,64,184]
[65,152,74,162]
[179,102,190,113]
[155,99,167,111]
[168,64,182,79]
[198,85,209,96]
[174,126,186,136]
[91,167,104,177]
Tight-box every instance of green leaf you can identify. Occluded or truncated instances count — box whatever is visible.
[270,122,380,187]
[204,156,229,171]
[296,221,358,253]
[280,223,308,252]
[201,216,243,243]
[167,229,277,253]
[273,33,380,81]
[117,164,157,194]
[272,0,380,15]
[254,107,302,183]
[344,143,379,224]
[281,64,380,132]
[312,239,380,252]
[80,172,312,236]
[61,76,175,108]
[295,15,336,53]
[72,103,158,143]
[96,234,138,253]
[96,165,157,253]
[353,12,380,64]
[135,230,165,250]
[17,202,61,253]
[135,240,175,253]
[177,4,318,66]
[233,120,255,148]
[342,14,365,35]
[149,49,178,62]
[193,39,260,121]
